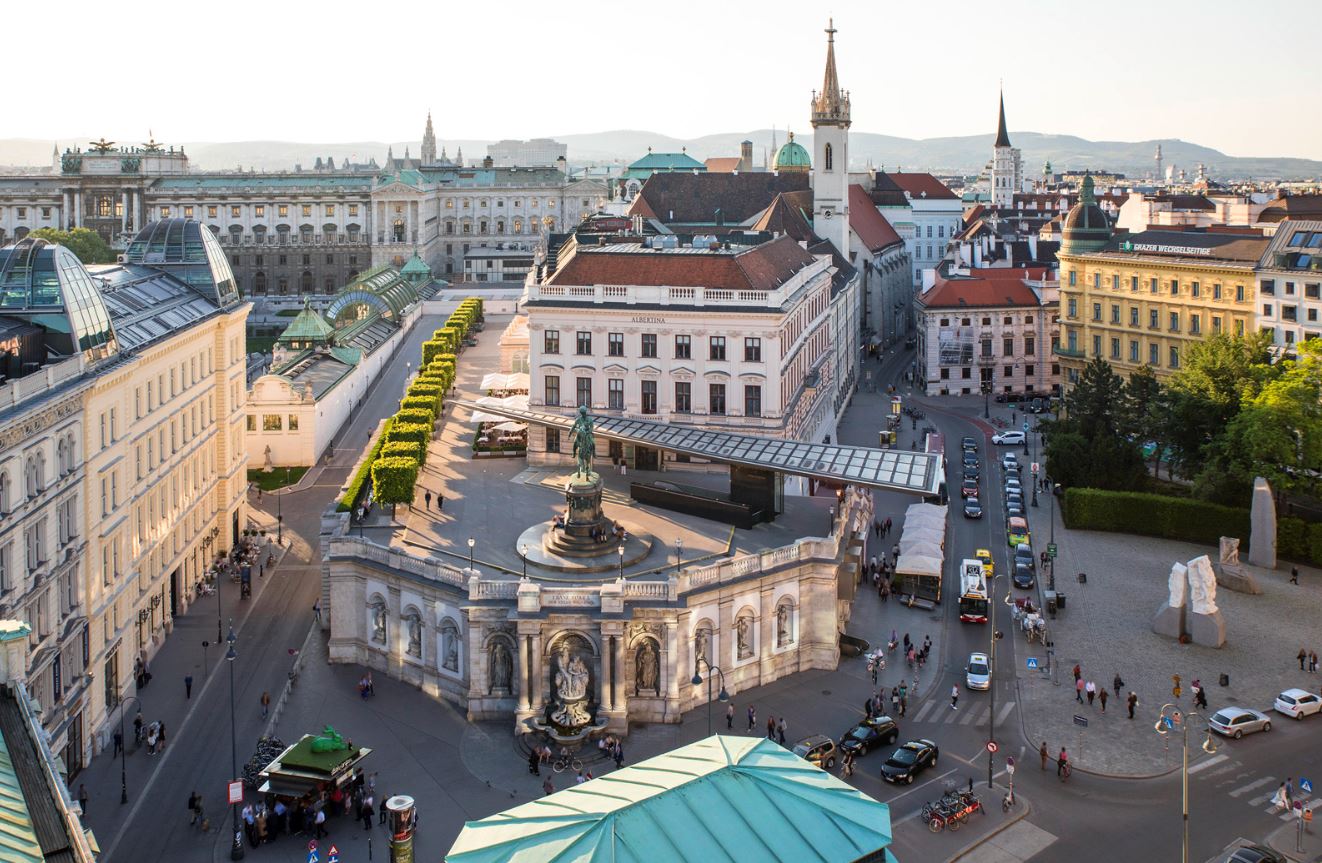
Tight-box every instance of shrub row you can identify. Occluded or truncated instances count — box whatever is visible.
[338,417,393,512]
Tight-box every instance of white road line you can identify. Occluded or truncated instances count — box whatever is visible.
[1187,753,1230,775]
[1229,777,1275,797]
[958,706,983,725]
[912,700,938,722]
[995,700,1016,726]
[1249,792,1278,807]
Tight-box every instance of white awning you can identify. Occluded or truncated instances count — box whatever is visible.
[481,372,530,391]
[467,395,530,423]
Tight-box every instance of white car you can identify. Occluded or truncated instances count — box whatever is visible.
[1273,688,1322,720]
[965,652,991,690]
[992,431,1025,446]
[1208,707,1272,738]
[1002,454,1021,473]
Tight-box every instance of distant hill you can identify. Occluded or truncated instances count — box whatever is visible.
[3,130,1319,180]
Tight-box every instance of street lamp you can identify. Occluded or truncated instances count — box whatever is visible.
[117,695,141,804]
[225,622,244,860]
[618,544,625,580]
[467,536,475,571]
[520,543,528,579]
[691,658,729,737]
[675,538,683,576]
[276,479,283,546]
[982,379,991,419]
[1154,704,1217,863]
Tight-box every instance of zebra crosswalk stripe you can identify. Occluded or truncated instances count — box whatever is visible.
[1228,777,1274,798]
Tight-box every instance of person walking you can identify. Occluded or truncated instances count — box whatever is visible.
[1039,742,1049,770]
[1057,748,1069,777]
[1311,651,1319,674]
[1075,677,1085,703]
[950,685,959,711]
[767,715,776,739]
[437,492,444,510]
[891,688,900,716]
[361,799,374,831]
[528,748,540,775]
[134,711,144,745]
[313,807,327,839]
[188,791,202,826]
[1072,663,1081,684]
[261,691,271,719]
[614,741,625,769]
[1291,566,1300,585]
[1127,691,1138,719]
[1085,681,1096,706]
[424,490,432,510]
[184,674,193,699]
[313,601,322,624]
[78,783,88,815]
[747,705,756,732]
[1299,648,1308,671]
[1113,673,1124,699]
[726,703,734,730]
[542,775,554,796]
[113,729,123,757]
[1099,688,1109,713]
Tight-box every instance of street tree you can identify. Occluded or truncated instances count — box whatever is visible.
[27,227,116,264]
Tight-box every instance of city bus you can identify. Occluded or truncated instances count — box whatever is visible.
[958,559,989,623]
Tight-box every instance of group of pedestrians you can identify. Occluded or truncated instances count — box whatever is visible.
[764,714,788,745]
[1071,665,1140,719]
[357,671,376,699]
[871,516,893,538]
[1296,648,1319,673]
[123,710,168,756]
[210,769,387,847]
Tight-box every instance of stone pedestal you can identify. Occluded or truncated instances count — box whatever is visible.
[1248,477,1277,569]
[1215,563,1261,595]
[545,474,616,558]
[1187,611,1226,648]
[1151,603,1185,640]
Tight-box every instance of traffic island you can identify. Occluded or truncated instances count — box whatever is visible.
[887,781,1032,863]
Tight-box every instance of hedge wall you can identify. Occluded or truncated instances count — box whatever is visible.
[421,339,446,366]
[371,456,420,506]
[407,383,443,412]
[381,440,424,463]
[337,417,393,512]
[394,408,434,429]
[387,421,431,448]
[399,396,437,422]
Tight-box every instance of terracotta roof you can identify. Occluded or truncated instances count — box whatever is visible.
[626,172,810,225]
[918,272,1042,310]
[545,234,818,292]
[964,204,986,222]
[968,266,1051,281]
[703,157,742,173]
[751,192,816,242]
[1102,229,1269,263]
[1257,194,1322,224]
[870,172,958,204]
[848,185,903,252]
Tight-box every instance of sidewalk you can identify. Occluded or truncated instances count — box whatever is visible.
[1268,816,1322,863]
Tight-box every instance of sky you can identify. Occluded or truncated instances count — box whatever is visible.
[11,0,1321,160]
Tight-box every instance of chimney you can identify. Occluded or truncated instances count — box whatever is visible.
[482,155,494,168]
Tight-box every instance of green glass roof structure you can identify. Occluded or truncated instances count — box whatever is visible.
[276,300,335,345]
[446,736,895,863]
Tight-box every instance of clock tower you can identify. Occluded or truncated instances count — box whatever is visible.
[810,19,851,260]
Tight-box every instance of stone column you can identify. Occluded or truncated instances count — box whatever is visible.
[121,190,129,234]
[599,621,626,734]
[62,191,71,230]
[515,620,541,728]
[410,200,419,245]
[386,586,402,676]
[530,630,544,710]
[72,191,81,228]
[666,619,682,718]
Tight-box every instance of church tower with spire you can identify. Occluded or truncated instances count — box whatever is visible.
[810,18,851,259]
[990,89,1022,209]
[421,112,437,166]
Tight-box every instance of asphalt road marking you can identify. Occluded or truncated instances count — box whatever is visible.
[1187,753,1230,775]
[994,701,1016,726]
[1229,776,1275,797]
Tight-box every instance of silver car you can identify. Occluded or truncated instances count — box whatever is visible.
[1209,707,1272,739]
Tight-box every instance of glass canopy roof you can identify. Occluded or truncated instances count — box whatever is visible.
[455,401,943,495]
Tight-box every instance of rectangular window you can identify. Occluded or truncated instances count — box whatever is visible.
[1169,312,1180,332]
[325,204,335,217]
[1129,340,1139,362]
[1306,284,1320,299]
[607,379,624,410]
[674,335,691,359]
[254,205,265,218]
[1110,337,1120,359]
[607,332,624,356]
[1067,298,1077,318]
[544,376,560,407]
[1191,281,1200,298]
[1169,346,1179,369]
[744,385,762,417]
[576,332,592,355]
[246,415,256,431]
[1003,337,1013,356]
[1150,343,1160,366]
[1283,305,1298,322]
[1236,285,1245,302]
[709,336,726,361]
[1111,275,1120,291]
[1150,309,1159,329]
[1212,316,1222,334]
[1111,304,1120,324]
[277,205,288,218]
[1068,271,1076,287]
[545,428,560,453]
[1025,337,1035,355]
[1150,278,1159,293]
[262,415,282,431]
[674,382,691,413]
[1092,335,1102,357]
[1130,276,1139,292]
[1261,279,1276,295]
[1190,314,1201,334]
[1263,303,1273,318]
[1130,307,1139,326]
[1092,303,1102,322]
[543,330,559,354]
[1093,273,1101,289]
[641,381,657,415]
[575,377,592,408]
[288,414,299,431]
[230,205,241,218]
[1170,280,1179,295]
[1213,283,1222,299]
[709,383,726,415]
[207,206,218,219]
[349,204,359,217]
[641,333,657,358]
[744,338,761,362]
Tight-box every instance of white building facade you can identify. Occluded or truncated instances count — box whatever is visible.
[1256,219,1322,351]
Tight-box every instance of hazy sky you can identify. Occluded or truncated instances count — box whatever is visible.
[15,0,1321,159]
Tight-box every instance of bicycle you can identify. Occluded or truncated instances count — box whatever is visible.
[1002,787,1017,812]
[1057,760,1071,781]
[552,755,583,774]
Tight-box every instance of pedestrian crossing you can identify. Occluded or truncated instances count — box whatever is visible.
[1192,755,1314,822]
[907,698,1016,728]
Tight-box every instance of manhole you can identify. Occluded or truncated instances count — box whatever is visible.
[822,690,832,696]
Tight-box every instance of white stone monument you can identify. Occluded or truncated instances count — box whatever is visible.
[1151,561,1187,639]
[1248,477,1277,569]
[1215,536,1261,594]
[1185,555,1226,647]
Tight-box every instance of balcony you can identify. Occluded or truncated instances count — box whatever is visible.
[1053,344,1085,359]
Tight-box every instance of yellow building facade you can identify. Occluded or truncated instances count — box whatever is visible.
[1057,230,1267,383]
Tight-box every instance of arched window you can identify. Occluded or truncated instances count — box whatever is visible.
[56,440,67,476]
[824,143,833,171]
[65,434,77,471]
[0,472,9,514]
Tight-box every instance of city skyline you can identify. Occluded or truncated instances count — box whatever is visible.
[15,0,1322,161]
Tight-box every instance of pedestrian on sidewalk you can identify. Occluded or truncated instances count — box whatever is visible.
[1113,673,1124,698]
[1299,648,1308,670]
[113,729,123,756]
[747,705,756,731]
[1291,566,1300,585]
[313,601,322,624]
[614,742,625,768]
[158,720,166,752]
[891,688,900,716]
[424,490,432,510]
[78,783,88,814]
[766,716,776,739]
[188,791,202,825]
[1085,681,1096,706]
[261,691,271,719]
[777,717,787,746]
[950,685,959,711]
[1057,748,1069,777]
[1073,663,1081,683]
[437,492,444,511]
[379,793,389,824]
[313,807,327,839]
[1099,688,1109,713]
[542,776,554,796]
[726,703,734,730]
[1311,651,1319,674]
[873,518,882,537]
[134,711,144,745]
[528,749,540,775]
[1075,678,1085,703]
[184,674,193,699]
[1039,742,1049,770]
[361,799,374,831]
[885,517,892,535]
[1127,691,1138,719]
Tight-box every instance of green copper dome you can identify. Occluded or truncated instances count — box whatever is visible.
[1061,175,1111,255]
[773,132,811,173]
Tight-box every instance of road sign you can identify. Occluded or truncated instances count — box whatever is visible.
[986,741,999,753]
[308,840,318,852]
[1161,715,1174,730]
[1073,714,1089,728]
[1031,462,1039,474]
[1026,657,1039,670]
[328,845,340,863]
[1006,756,1016,774]
[1022,422,1029,433]
[227,781,243,805]
[1047,543,1057,559]
[308,851,319,863]
[1302,778,1314,793]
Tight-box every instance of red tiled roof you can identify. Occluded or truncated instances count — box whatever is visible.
[626,172,810,224]
[704,157,742,173]
[964,204,986,222]
[752,192,816,242]
[886,172,958,201]
[968,266,1051,281]
[918,272,1042,310]
[546,234,817,292]
[1257,194,1322,224]
[848,185,903,252]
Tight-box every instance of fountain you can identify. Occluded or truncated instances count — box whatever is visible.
[528,635,607,744]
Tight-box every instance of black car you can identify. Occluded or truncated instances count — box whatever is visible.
[881,739,939,784]
[1013,563,1035,588]
[839,715,900,756]
[964,499,983,519]
[1005,502,1025,519]
[1228,845,1286,863]
[961,436,977,453]
[962,468,979,483]
[1014,543,1035,572]
[962,454,979,469]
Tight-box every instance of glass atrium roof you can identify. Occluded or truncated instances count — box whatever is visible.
[0,238,118,363]
[123,219,241,308]
[454,402,944,495]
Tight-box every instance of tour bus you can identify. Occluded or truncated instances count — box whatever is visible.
[958,559,990,623]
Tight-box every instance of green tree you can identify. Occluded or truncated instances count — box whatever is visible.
[28,227,116,264]
[371,456,420,514]
[1123,365,1171,478]
[1045,357,1145,490]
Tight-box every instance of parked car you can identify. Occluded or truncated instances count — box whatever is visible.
[881,739,939,785]
[1208,707,1272,739]
[839,715,900,756]
[994,392,1023,404]
[1005,502,1025,520]
[992,431,1025,446]
[966,652,991,690]
[1014,543,1035,571]
[1007,517,1030,547]
[792,734,839,769]
[1002,453,1022,472]
[963,499,983,519]
[1012,563,1035,589]
[1004,477,1022,493]
[962,468,980,484]
[961,480,979,499]
[1273,688,1322,720]
[975,549,994,578]
[1005,493,1024,509]
[1227,844,1286,863]
[1027,397,1047,414]
[961,436,977,453]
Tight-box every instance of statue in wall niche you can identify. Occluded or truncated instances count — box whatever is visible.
[1166,562,1188,609]
[488,640,513,693]
[776,605,791,646]
[636,640,659,692]
[406,615,422,657]
[1187,555,1219,616]
[441,623,459,671]
[370,603,386,644]
[1219,537,1240,567]
[694,627,709,673]
[736,615,752,659]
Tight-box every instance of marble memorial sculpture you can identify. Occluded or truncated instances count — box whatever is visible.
[776,604,790,646]
[551,645,593,728]
[1185,555,1226,647]
[1152,561,1187,639]
[736,615,753,659]
[370,602,387,644]
[441,622,459,671]
[635,640,659,693]
[1248,477,1277,569]
[694,627,709,672]
[488,641,513,693]
[1215,536,1261,594]
[406,614,422,657]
